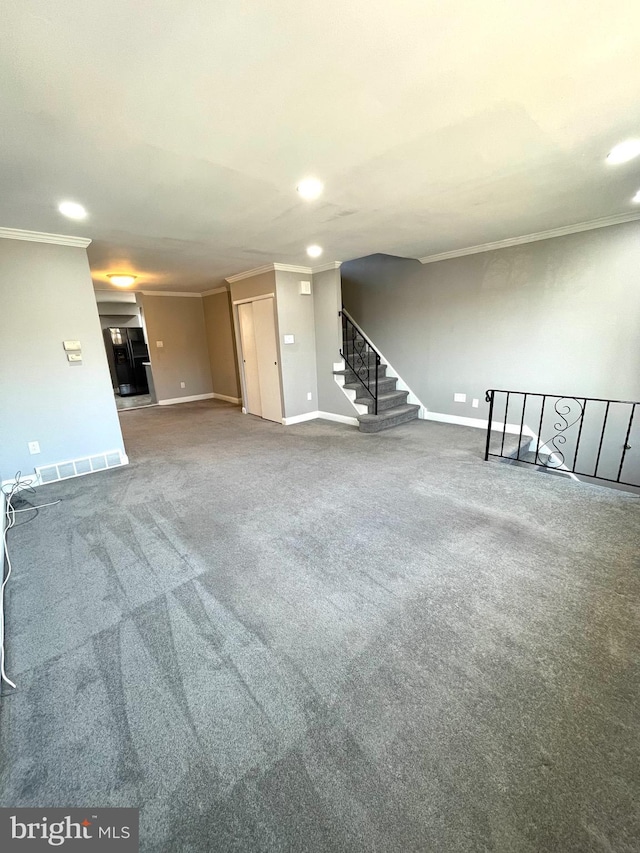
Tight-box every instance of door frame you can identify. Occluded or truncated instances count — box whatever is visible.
[232,293,284,422]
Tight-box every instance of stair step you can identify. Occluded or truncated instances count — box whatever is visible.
[334,364,388,380]
[357,404,420,433]
[355,390,409,412]
[341,358,385,371]
[343,376,398,395]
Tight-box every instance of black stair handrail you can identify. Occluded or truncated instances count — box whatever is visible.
[339,308,380,414]
[484,388,639,488]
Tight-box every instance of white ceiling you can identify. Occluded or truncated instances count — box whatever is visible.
[2,0,640,293]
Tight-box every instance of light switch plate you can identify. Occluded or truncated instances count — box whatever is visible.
[67,352,82,362]
[299,280,311,295]
[454,392,466,403]
[283,334,295,344]
[63,340,81,351]
[156,341,164,348]
[472,398,479,408]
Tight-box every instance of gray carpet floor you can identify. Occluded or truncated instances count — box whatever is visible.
[1,400,639,852]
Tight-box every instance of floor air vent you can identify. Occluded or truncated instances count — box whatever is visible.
[36,450,127,484]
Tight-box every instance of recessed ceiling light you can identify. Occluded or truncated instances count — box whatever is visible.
[306,244,323,258]
[606,139,640,165]
[58,200,88,219]
[632,189,640,204]
[297,178,324,200]
[107,274,137,287]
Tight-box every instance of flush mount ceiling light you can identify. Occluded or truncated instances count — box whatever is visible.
[297,177,324,200]
[107,274,137,287]
[306,244,323,258]
[606,139,640,165]
[58,200,88,219]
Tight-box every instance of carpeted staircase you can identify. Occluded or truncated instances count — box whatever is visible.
[334,328,420,433]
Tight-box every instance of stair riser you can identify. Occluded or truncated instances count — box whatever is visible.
[342,357,384,373]
[344,378,397,396]
[359,408,420,433]
[343,368,388,384]
[359,393,409,413]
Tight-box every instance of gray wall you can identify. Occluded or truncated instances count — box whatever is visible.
[141,295,213,402]
[313,267,356,417]
[202,291,241,400]
[274,270,318,419]
[0,238,125,479]
[342,221,640,422]
[229,271,276,303]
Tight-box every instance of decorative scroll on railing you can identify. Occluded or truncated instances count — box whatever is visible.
[339,309,380,414]
[484,389,639,488]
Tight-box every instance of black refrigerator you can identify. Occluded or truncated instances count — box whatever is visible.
[104,327,150,396]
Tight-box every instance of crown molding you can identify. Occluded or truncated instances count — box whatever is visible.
[201,285,229,296]
[273,262,313,274]
[226,260,342,283]
[0,227,92,248]
[418,212,640,264]
[140,290,202,298]
[226,264,276,283]
[312,261,342,272]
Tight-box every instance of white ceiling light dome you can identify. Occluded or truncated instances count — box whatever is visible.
[306,244,323,258]
[107,274,137,287]
[58,200,88,219]
[606,140,640,165]
[297,178,324,200]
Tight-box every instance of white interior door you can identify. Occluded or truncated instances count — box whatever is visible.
[253,297,283,423]
[238,302,262,417]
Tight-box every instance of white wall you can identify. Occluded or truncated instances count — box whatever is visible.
[0,238,126,480]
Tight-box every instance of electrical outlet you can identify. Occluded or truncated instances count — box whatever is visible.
[28,441,40,454]
[180,381,186,388]
[307,392,312,401]
[156,340,164,348]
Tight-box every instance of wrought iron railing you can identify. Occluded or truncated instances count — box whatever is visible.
[484,389,640,487]
[339,309,380,414]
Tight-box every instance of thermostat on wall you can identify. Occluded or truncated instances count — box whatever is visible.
[63,340,81,351]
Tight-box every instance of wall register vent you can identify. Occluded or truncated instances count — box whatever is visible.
[35,450,128,484]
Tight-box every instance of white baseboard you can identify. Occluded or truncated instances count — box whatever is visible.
[422,410,534,435]
[282,411,319,425]
[281,410,359,427]
[317,411,359,426]
[158,393,215,405]
[0,491,5,571]
[212,393,241,404]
